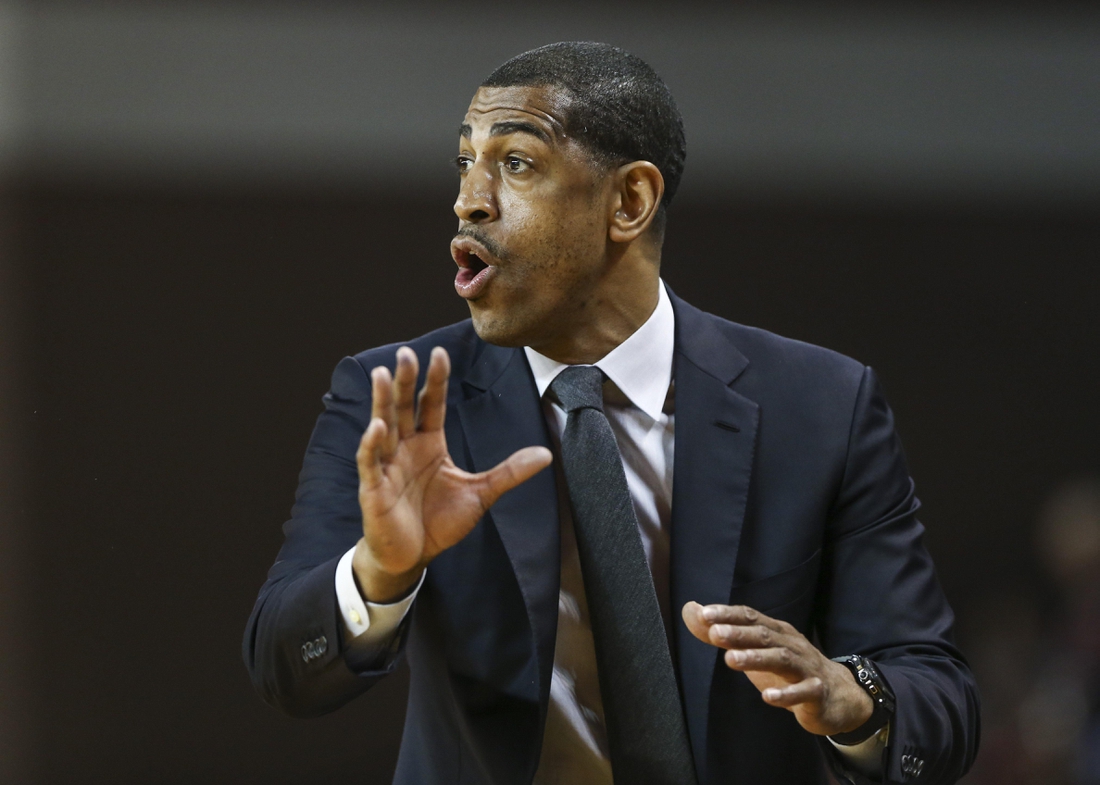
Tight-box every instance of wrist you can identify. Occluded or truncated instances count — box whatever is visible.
[834,660,875,730]
[351,539,425,603]
[828,655,896,745]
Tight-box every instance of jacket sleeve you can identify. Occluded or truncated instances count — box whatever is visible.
[817,366,981,784]
[242,355,410,717]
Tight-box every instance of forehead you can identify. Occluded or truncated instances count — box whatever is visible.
[462,85,573,137]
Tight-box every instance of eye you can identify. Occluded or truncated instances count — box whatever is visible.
[454,155,474,175]
[504,156,530,173]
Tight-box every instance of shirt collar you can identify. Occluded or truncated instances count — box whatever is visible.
[523,281,675,421]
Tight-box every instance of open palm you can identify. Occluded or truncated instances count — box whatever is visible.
[353,346,552,602]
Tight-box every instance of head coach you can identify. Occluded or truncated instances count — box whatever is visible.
[244,42,980,785]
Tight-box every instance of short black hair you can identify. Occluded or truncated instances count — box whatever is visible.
[482,42,686,231]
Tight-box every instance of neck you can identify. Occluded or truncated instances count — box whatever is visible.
[531,254,661,365]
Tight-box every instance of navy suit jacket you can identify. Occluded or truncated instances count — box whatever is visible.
[244,291,980,784]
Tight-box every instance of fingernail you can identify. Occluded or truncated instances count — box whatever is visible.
[701,607,716,621]
[763,688,780,701]
[730,650,746,665]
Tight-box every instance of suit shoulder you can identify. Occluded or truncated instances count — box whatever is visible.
[695,313,870,412]
[700,314,879,455]
[328,320,482,403]
[717,317,864,383]
[347,319,482,372]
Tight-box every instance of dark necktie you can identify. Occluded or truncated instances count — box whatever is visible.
[548,366,697,785]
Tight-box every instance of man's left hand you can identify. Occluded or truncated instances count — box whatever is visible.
[682,601,874,737]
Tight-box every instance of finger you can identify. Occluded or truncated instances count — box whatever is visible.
[370,366,398,456]
[723,646,805,680]
[473,446,553,512]
[417,347,451,432]
[393,347,419,440]
[708,623,784,651]
[698,604,789,633]
[356,417,389,490]
[760,677,825,709]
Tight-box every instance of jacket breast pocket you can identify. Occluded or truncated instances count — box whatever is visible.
[726,548,822,627]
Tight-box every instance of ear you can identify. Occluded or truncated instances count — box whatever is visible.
[608,161,664,244]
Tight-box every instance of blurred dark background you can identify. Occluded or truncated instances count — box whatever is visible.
[1,2,1098,783]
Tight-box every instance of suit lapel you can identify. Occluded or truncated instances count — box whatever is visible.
[455,342,561,710]
[668,293,759,780]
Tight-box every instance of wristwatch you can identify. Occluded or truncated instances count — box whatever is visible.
[829,654,896,745]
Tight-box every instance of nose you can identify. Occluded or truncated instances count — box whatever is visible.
[454,161,498,224]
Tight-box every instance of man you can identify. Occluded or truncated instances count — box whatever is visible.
[244,42,980,784]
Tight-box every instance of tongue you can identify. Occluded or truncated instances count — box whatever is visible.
[457,254,487,284]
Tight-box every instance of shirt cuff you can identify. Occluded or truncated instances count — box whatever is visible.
[828,723,889,778]
[335,546,423,645]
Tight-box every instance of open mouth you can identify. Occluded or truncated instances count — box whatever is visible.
[455,250,489,286]
[452,238,498,299]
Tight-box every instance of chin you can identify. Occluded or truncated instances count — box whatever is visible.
[469,308,530,349]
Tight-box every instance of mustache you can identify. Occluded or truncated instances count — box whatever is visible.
[455,227,508,263]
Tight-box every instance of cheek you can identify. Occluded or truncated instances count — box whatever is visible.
[493,179,610,309]
[506,196,602,265]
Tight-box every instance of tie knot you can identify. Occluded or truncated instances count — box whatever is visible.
[548,365,606,413]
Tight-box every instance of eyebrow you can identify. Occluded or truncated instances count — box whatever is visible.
[459,120,551,144]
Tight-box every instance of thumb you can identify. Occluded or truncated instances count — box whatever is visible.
[682,601,713,644]
[474,446,553,510]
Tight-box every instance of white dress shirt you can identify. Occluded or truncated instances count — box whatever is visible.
[334,281,885,779]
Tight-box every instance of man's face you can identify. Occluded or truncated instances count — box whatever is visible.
[452,85,614,350]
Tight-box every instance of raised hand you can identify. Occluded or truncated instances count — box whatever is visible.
[682,602,874,737]
[352,346,553,603]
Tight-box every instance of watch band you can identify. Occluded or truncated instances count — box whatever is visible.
[829,654,896,746]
